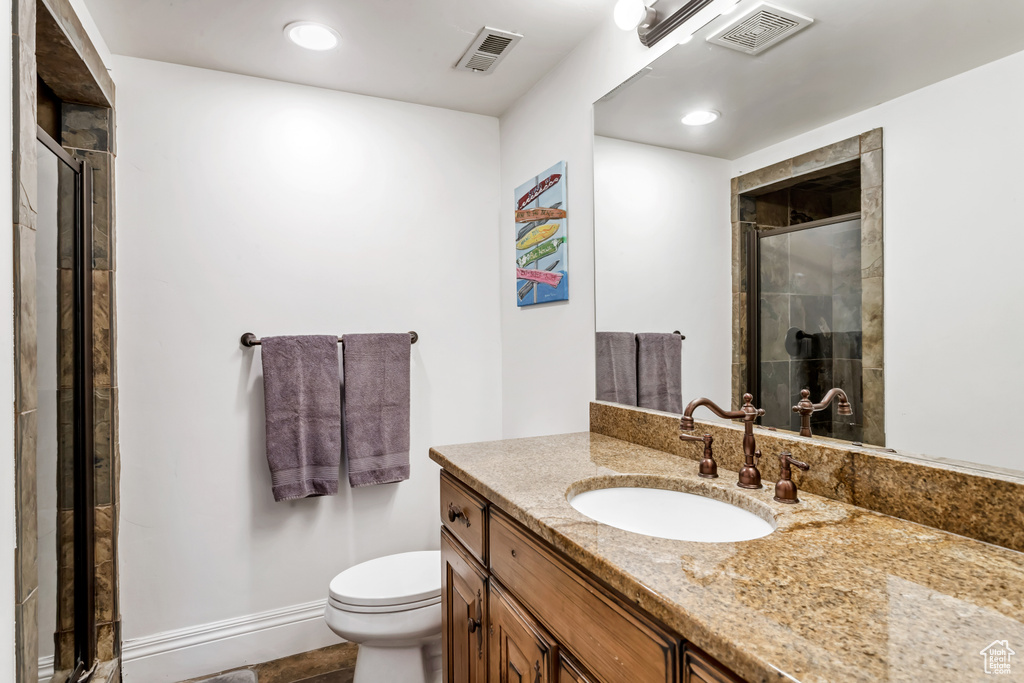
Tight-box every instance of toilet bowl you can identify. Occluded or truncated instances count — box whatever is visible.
[324,550,442,683]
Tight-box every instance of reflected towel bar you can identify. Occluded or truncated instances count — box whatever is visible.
[240,331,418,347]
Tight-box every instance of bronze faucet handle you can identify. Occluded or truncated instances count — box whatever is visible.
[793,389,814,415]
[680,432,717,478]
[778,451,809,471]
[774,451,810,504]
[741,393,766,419]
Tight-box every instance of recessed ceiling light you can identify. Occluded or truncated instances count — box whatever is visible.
[285,21,340,51]
[681,110,721,126]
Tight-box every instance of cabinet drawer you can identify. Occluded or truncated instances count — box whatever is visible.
[490,509,677,683]
[683,646,743,683]
[440,471,488,565]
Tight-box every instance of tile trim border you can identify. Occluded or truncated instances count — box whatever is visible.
[13,0,120,678]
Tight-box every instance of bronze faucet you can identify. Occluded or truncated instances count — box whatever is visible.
[792,388,853,437]
[774,451,810,504]
[680,393,765,489]
[679,431,717,478]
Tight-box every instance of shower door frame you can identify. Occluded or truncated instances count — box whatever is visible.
[37,125,97,677]
[746,211,862,427]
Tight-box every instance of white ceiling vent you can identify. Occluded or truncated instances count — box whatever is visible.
[707,3,812,56]
[456,27,523,74]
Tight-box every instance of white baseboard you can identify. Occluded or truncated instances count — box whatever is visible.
[121,599,342,683]
[38,655,53,682]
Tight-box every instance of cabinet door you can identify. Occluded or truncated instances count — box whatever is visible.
[489,583,555,683]
[558,654,596,683]
[683,646,744,683]
[442,528,488,683]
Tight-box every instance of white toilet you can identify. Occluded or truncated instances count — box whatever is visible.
[325,550,443,683]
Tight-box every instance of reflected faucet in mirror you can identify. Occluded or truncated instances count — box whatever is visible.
[681,393,765,489]
[792,388,853,438]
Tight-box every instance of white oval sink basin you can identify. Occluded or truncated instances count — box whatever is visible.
[569,487,774,543]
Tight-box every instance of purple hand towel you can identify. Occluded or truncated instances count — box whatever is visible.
[636,332,683,414]
[342,333,411,487]
[260,336,341,502]
[596,332,638,406]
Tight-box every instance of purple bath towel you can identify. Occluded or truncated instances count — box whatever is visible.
[260,336,341,502]
[342,334,411,487]
[596,332,638,406]
[636,332,683,414]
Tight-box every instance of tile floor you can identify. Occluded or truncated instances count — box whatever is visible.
[181,642,356,683]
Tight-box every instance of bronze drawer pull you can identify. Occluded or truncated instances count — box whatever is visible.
[468,616,481,633]
[447,502,471,527]
[510,548,517,558]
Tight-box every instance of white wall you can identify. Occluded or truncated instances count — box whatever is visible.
[0,0,15,676]
[594,136,732,406]
[730,49,1024,470]
[498,15,709,438]
[113,56,502,681]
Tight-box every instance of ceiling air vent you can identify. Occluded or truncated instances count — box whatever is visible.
[706,3,812,56]
[456,27,523,74]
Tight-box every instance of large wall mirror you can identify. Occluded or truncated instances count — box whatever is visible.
[593,0,1024,475]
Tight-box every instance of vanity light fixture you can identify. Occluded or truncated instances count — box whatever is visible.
[681,110,720,126]
[284,21,341,51]
[614,0,658,32]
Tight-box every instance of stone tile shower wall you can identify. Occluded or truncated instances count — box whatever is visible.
[731,130,884,445]
[13,0,119,679]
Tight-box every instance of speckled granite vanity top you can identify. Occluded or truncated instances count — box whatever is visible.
[429,432,1024,683]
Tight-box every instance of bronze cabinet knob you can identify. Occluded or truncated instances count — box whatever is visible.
[447,502,470,527]
[467,617,481,633]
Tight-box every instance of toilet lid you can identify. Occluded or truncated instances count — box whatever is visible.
[329,550,441,608]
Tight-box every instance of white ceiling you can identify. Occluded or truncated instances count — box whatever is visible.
[595,0,1024,159]
[83,0,617,116]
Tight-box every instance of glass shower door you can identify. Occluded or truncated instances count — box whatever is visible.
[754,216,863,440]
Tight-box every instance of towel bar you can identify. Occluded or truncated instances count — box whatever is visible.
[240,331,418,347]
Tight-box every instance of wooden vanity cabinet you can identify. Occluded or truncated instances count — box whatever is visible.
[442,528,488,683]
[489,582,556,683]
[438,471,744,683]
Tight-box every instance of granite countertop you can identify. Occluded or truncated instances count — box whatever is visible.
[429,432,1024,683]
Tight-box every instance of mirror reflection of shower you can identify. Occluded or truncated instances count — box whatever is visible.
[750,164,863,441]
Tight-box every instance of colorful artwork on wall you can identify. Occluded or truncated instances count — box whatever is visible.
[515,161,568,306]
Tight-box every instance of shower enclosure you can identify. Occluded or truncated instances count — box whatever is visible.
[37,123,96,680]
[748,214,864,441]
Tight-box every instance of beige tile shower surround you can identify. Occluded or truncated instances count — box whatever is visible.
[430,406,1024,682]
[13,0,119,679]
[731,129,885,445]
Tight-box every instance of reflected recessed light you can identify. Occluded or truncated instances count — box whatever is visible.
[681,110,720,126]
[285,21,340,51]
[678,32,694,44]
